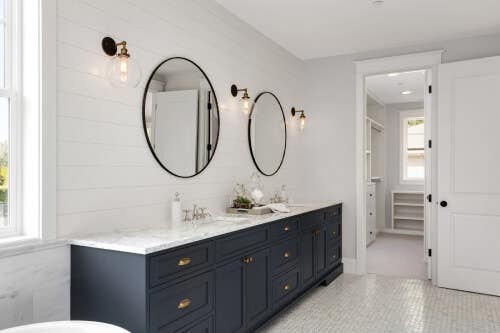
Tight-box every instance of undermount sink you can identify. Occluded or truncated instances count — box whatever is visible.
[214,216,250,222]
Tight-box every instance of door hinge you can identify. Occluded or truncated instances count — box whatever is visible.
[207,102,212,111]
[427,194,432,203]
[428,85,432,94]
[428,249,432,257]
[428,139,432,148]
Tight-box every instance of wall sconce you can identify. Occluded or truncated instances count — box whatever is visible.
[291,107,306,131]
[231,84,252,115]
[102,36,142,88]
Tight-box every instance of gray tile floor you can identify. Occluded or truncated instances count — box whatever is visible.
[259,274,500,333]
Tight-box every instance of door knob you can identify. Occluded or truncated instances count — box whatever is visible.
[440,201,448,207]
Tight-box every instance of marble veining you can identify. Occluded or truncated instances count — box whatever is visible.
[0,246,70,330]
[69,202,341,255]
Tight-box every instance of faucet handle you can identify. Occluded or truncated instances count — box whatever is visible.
[183,209,192,222]
[200,207,211,218]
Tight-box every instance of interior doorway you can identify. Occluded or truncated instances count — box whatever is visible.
[354,51,442,281]
[364,70,429,279]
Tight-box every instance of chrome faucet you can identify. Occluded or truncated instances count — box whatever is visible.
[189,205,211,221]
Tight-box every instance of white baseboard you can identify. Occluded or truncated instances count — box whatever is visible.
[341,258,357,274]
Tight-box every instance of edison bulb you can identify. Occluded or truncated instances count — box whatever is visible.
[300,115,306,131]
[241,98,251,115]
[106,55,141,88]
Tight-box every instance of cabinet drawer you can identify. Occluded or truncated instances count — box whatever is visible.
[270,217,299,241]
[216,227,269,261]
[271,237,300,275]
[175,315,213,333]
[300,211,324,231]
[327,221,341,241]
[327,241,342,267]
[324,205,342,222]
[150,242,215,287]
[150,271,214,333]
[272,267,300,306]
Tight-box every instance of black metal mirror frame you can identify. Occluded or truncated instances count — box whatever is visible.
[247,91,287,176]
[141,57,221,178]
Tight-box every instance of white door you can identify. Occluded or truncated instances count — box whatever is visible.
[437,56,500,296]
[154,90,198,175]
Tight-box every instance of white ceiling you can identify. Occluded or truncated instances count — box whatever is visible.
[215,0,500,60]
[366,70,425,104]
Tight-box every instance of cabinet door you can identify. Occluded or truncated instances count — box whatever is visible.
[215,260,244,333]
[316,227,328,277]
[301,231,316,286]
[244,248,271,329]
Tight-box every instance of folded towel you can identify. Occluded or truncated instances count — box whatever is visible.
[266,203,291,213]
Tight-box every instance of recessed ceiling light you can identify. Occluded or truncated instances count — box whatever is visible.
[387,73,400,77]
[372,0,384,7]
[401,90,413,95]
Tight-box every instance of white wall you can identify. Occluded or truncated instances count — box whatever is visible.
[1,0,307,329]
[303,33,500,259]
[0,245,70,330]
[56,0,306,237]
[384,103,424,228]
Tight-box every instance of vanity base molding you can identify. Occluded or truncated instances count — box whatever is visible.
[71,204,342,333]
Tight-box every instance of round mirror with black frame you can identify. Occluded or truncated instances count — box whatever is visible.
[142,57,220,178]
[248,91,287,176]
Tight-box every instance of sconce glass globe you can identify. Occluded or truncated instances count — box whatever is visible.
[299,114,306,131]
[106,54,142,88]
[241,97,252,115]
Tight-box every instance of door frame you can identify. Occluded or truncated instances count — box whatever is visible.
[353,51,442,281]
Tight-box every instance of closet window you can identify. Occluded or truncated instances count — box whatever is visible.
[401,113,424,183]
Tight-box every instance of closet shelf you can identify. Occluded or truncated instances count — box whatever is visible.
[394,215,424,221]
[366,116,384,132]
[391,191,425,235]
[394,202,424,207]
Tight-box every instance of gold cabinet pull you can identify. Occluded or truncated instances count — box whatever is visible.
[284,251,290,258]
[243,257,254,264]
[177,298,191,309]
[284,284,290,291]
[332,230,337,236]
[178,257,191,266]
[283,225,290,231]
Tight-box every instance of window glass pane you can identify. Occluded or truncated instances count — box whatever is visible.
[0,23,4,88]
[0,97,8,228]
[0,0,4,88]
[406,117,424,179]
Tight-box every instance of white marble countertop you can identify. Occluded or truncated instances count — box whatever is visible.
[69,202,341,255]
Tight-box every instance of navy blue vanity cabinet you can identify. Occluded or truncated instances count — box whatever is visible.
[215,248,271,333]
[71,204,343,333]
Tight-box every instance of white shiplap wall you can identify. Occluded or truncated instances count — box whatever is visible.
[56,0,306,237]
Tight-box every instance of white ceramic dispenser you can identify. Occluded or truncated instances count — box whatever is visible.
[171,192,182,228]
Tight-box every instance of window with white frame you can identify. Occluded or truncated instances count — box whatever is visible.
[0,0,17,238]
[400,111,425,183]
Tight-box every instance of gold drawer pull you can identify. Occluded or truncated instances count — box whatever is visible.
[284,284,290,291]
[284,251,290,258]
[178,298,191,309]
[283,225,290,231]
[332,230,337,236]
[178,257,191,266]
[243,257,254,264]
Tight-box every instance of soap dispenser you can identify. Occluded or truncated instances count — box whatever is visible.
[171,192,182,228]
